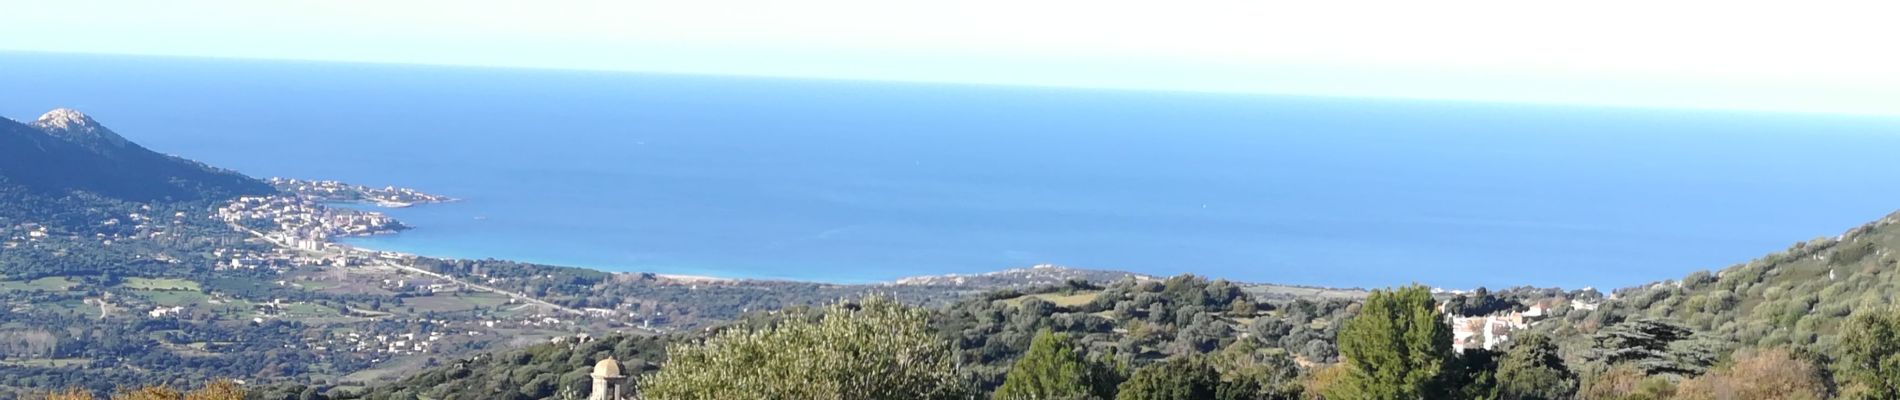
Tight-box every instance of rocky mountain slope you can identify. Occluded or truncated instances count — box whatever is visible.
[0,108,271,202]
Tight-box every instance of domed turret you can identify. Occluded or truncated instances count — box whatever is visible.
[592,357,624,378]
[589,357,627,400]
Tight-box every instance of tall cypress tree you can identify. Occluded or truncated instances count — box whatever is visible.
[1327,285,1453,400]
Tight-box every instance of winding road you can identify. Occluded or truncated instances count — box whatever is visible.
[228,222,594,318]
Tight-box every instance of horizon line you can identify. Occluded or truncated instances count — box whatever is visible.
[7,49,1899,120]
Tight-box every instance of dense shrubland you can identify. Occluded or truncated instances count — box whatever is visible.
[343,256,1900,400]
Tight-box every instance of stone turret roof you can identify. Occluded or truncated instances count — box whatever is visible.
[593,358,624,378]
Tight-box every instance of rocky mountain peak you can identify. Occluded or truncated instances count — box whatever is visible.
[31,108,129,148]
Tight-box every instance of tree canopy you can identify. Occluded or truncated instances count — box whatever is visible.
[638,296,971,400]
[995,330,1116,400]
[1494,334,1576,400]
[1839,308,1900,399]
[1328,285,1452,400]
[1113,355,1221,400]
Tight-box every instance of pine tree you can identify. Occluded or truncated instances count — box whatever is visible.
[1495,334,1576,400]
[1327,285,1453,400]
[1840,308,1900,399]
[1584,319,1711,378]
[995,330,1097,400]
[1448,349,1499,400]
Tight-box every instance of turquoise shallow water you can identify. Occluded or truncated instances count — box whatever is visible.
[6,52,1900,289]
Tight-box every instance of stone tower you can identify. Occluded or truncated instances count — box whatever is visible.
[589,358,627,400]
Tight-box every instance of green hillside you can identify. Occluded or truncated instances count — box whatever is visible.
[330,211,1900,400]
[1553,211,1900,358]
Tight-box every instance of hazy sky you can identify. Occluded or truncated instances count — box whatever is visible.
[5,1,1899,115]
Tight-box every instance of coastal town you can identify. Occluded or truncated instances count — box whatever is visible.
[206,179,428,274]
[218,194,405,249]
[98,179,627,365]
[268,178,456,207]
[213,179,600,312]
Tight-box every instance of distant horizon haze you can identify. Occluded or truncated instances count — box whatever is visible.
[4,1,1900,115]
[3,49,1896,119]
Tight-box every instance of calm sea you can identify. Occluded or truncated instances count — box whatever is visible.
[6,52,1900,289]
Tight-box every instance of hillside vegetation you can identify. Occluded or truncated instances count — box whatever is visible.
[327,211,1900,400]
[1562,211,1900,354]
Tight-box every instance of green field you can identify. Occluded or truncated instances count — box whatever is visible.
[275,302,372,324]
[337,355,449,384]
[46,299,95,318]
[404,292,513,313]
[137,289,211,306]
[0,277,80,292]
[293,279,344,290]
[1001,290,1103,308]
[280,302,344,318]
[121,277,202,291]
[1031,291,1102,307]
[0,358,90,368]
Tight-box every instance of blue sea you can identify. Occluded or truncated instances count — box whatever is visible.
[5,52,1900,290]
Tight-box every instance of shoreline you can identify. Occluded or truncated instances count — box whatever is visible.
[333,233,1345,292]
[335,235,839,284]
[336,235,1126,287]
[302,181,1463,292]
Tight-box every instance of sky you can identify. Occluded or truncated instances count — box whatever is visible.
[4,1,1900,115]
